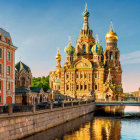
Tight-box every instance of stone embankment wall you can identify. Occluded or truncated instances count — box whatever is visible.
[0,102,95,140]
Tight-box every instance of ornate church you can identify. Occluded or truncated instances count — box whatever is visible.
[49,4,123,100]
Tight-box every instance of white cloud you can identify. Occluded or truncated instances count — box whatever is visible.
[121,50,140,65]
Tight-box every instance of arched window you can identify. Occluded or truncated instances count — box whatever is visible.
[95,85,97,90]
[0,48,2,58]
[83,45,86,54]
[115,52,118,60]
[90,45,92,54]
[106,51,108,59]
[22,77,25,86]
[110,52,113,60]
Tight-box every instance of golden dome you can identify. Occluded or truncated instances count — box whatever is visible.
[56,48,62,61]
[105,20,118,40]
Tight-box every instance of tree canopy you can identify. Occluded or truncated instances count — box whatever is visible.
[32,76,49,92]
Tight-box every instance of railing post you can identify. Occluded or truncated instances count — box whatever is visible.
[32,105,36,113]
[71,102,73,106]
[62,102,64,108]
[78,101,80,105]
[50,102,53,110]
[8,104,13,115]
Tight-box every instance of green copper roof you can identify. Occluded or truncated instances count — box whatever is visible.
[15,61,30,72]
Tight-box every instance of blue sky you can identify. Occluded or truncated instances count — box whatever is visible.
[0,0,140,92]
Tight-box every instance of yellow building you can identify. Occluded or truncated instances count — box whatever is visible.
[49,4,123,100]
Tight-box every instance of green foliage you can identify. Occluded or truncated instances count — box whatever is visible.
[32,76,49,92]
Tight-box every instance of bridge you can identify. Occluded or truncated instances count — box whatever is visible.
[95,101,140,106]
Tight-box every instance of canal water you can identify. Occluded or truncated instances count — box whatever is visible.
[22,106,140,140]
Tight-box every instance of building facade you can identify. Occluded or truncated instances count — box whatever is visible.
[49,5,123,100]
[0,28,17,105]
[15,61,48,105]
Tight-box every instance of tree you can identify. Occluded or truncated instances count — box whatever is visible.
[32,75,49,92]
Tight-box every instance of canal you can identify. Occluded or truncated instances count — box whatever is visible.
[22,106,140,140]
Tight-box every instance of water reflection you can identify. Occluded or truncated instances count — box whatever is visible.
[22,106,140,140]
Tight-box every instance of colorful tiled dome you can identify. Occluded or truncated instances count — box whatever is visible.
[64,35,75,55]
[82,3,90,17]
[92,42,103,54]
[92,34,103,54]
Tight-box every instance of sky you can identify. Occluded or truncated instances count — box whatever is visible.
[0,0,140,92]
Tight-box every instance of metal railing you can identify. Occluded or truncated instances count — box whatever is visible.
[0,100,94,115]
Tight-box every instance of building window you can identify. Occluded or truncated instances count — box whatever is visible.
[115,52,118,60]
[0,48,2,58]
[7,81,10,90]
[0,36,1,40]
[95,73,97,78]
[85,74,87,78]
[7,40,10,44]
[22,77,25,86]
[77,74,79,78]
[80,85,83,90]
[95,85,97,90]
[7,52,11,61]
[76,85,79,90]
[0,96,1,103]
[106,51,108,59]
[85,85,87,90]
[110,52,113,60]
[90,45,92,54]
[80,74,83,78]
[0,64,2,74]
[7,66,10,75]
[83,45,86,54]
[0,80,1,90]
[67,74,69,79]
[67,85,69,90]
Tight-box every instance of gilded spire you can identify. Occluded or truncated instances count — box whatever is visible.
[107,68,112,82]
[85,3,87,11]
[56,46,61,61]
[105,19,118,40]
[96,33,99,43]
[69,34,71,44]
[57,46,60,54]
[110,19,113,31]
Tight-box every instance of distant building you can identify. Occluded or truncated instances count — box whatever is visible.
[15,61,48,105]
[49,4,123,100]
[15,61,32,88]
[0,28,17,105]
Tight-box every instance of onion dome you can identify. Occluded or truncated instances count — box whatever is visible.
[82,3,90,17]
[64,35,75,55]
[56,48,61,61]
[92,34,103,54]
[105,20,118,40]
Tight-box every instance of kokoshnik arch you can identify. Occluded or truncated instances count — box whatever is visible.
[49,4,123,100]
